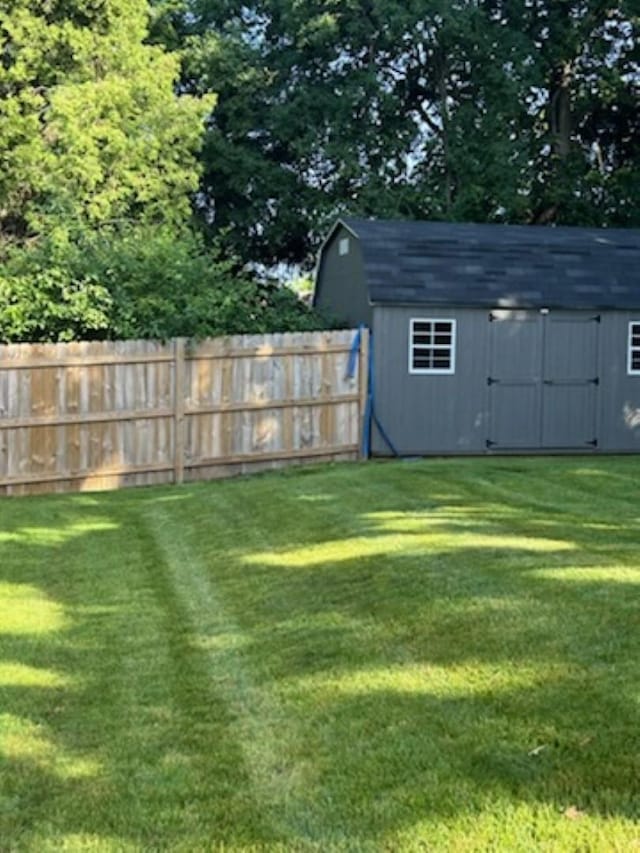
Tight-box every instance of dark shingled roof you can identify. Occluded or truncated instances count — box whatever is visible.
[339,218,640,310]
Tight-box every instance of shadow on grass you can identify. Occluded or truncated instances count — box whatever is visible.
[0,498,274,849]
[1,456,639,847]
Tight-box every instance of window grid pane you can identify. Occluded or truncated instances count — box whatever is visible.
[411,319,454,373]
[630,323,640,373]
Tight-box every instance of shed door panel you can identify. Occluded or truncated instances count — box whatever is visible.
[490,311,541,380]
[541,314,598,448]
[487,310,599,450]
[488,312,541,448]
[541,385,597,448]
[543,313,598,381]
[490,385,540,448]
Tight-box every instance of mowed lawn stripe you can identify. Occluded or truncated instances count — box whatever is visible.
[144,500,326,849]
[0,495,267,851]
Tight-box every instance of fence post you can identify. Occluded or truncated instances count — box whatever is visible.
[174,338,186,484]
[358,328,370,460]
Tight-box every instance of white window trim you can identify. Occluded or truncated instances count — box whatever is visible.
[409,318,457,375]
[628,321,640,375]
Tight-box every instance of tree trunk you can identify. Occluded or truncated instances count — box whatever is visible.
[437,53,453,217]
[551,61,573,159]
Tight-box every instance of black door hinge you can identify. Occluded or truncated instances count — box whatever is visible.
[486,439,496,449]
[487,376,497,386]
[590,377,600,386]
[586,438,598,448]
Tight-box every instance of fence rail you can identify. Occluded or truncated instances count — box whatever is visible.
[0,329,366,496]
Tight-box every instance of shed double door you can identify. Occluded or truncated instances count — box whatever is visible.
[487,310,599,450]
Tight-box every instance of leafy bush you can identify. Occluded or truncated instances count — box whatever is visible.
[0,227,329,343]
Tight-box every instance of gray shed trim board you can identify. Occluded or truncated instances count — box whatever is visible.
[314,217,640,456]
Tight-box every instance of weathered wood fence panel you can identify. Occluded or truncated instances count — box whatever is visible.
[0,330,364,496]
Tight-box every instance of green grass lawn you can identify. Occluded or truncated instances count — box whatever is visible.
[1,458,639,851]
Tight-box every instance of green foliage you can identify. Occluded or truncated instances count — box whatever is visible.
[0,0,214,242]
[0,1,326,343]
[0,228,327,343]
[0,269,111,344]
[3,0,636,340]
[160,0,640,265]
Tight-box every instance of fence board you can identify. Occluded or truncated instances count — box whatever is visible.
[174,338,186,486]
[0,329,365,496]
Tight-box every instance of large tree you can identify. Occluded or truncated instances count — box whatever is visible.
[158,0,639,266]
[0,1,324,343]
[0,0,214,244]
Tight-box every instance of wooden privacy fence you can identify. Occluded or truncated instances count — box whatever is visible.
[0,329,368,496]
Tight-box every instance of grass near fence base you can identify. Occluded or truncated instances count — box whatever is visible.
[1,457,639,850]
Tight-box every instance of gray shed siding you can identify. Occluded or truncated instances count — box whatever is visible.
[599,311,640,451]
[314,226,372,328]
[371,305,640,455]
[372,306,490,454]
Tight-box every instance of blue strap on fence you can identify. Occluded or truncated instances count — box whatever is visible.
[347,325,399,459]
[346,325,362,381]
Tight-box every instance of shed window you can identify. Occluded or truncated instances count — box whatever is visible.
[628,322,640,374]
[409,319,456,374]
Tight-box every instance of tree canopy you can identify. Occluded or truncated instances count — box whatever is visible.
[158,0,639,266]
[0,0,213,242]
[0,0,323,342]
[1,1,638,342]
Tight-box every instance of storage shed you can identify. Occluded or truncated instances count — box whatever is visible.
[314,218,640,455]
